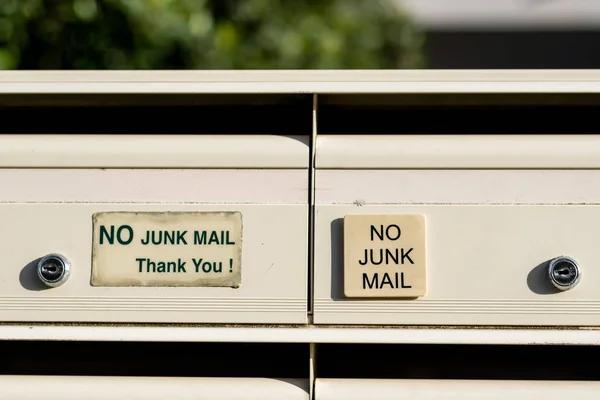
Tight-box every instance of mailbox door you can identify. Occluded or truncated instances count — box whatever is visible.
[0,134,309,324]
[314,134,600,326]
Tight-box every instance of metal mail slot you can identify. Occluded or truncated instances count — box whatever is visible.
[315,379,600,400]
[313,134,600,326]
[0,134,309,324]
[0,376,308,400]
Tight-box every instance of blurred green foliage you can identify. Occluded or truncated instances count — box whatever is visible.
[0,0,423,69]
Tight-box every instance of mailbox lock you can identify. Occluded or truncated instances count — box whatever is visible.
[37,253,71,288]
[548,256,581,291]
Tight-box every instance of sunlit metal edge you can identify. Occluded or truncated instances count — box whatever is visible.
[0,324,599,345]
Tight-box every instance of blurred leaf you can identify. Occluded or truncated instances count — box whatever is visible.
[2,0,424,69]
[0,48,16,69]
[73,0,98,21]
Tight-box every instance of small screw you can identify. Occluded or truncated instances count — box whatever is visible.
[548,256,580,291]
[37,254,71,288]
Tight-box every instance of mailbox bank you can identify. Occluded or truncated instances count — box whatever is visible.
[2,71,600,398]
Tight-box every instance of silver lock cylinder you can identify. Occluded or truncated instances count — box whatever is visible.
[548,256,581,291]
[37,253,71,288]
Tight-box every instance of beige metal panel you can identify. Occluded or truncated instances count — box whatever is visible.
[0,131,309,324]
[317,170,600,205]
[6,325,600,345]
[314,204,600,325]
[315,133,600,326]
[0,135,309,169]
[316,135,600,169]
[0,169,307,203]
[0,203,307,323]
[2,70,600,93]
[0,376,308,400]
[316,379,600,400]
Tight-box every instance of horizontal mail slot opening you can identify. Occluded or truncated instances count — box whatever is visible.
[0,376,309,400]
[316,378,600,400]
[318,104,600,135]
[0,93,311,107]
[0,101,312,135]
[0,341,309,378]
[319,93,600,107]
[316,344,600,380]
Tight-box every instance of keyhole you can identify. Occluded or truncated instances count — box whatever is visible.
[548,257,581,290]
[37,254,70,287]
[40,260,63,280]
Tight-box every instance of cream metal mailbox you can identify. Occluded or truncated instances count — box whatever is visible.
[7,72,600,398]
[0,95,310,324]
[313,101,600,327]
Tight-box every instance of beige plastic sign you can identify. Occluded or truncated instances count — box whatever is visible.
[343,214,426,298]
[91,211,242,288]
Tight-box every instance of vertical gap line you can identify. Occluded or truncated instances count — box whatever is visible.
[309,342,317,400]
[307,93,318,320]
